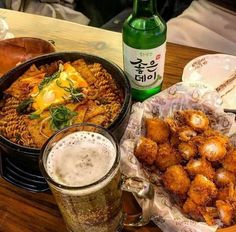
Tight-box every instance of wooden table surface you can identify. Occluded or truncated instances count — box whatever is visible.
[0,9,216,232]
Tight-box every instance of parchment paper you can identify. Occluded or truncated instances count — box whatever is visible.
[120,82,236,232]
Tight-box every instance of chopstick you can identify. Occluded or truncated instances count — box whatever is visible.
[224,108,236,114]
[216,71,236,95]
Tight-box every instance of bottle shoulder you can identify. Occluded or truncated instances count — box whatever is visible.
[126,14,166,31]
[122,16,167,49]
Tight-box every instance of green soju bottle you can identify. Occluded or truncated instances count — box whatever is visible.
[122,0,167,101]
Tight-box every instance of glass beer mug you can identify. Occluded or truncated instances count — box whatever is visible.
[39,123,154,232]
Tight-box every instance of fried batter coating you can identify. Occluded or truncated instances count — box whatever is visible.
[188,175,218,205]
[146,118,170,143]
[217,187,230,201]
[165,118,180,133]
[199,137,227,162]
[134,137,157,165]
[166,116,197,142]
[217,183,236,201]
[183,198,203,221]
[178,142,197,160]
[155,143,180,171]
[203,129,229,144]
[170,133,181,148]
[186,158,216,180]
[201,207,218,226]
[162,165,191,195]
[223,149,236,173]
[180,110,209,131]
[215,168,236,187]
[216,200,234,226]
[178,126,197,142]
[183,198,217,225]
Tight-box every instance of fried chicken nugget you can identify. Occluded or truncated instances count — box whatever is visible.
[178,126,197,142]
[199,137,227,162]
[215,168,236,187]
[165,117,180,133]
[216,200,234,226]
[183,198,218,225]
[217,183,236,201]
[188,174,218,206]
[178,141,197,160]
[223,149,236,173]
[186,158,216,180]
[162,165,191,195]
[183,198,203,221]
[203,129,230,145]
[134,137,157,165]
[180,110,209,132]
[155,143,180,171]
[166,116,197,142]
[169,133,181,148]
[146,118,170,143]
[201,207,218,226]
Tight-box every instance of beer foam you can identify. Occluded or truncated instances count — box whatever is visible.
[46,131,117,194]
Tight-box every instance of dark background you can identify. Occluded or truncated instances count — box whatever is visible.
[1,0,235,32]
[76,0,193,31]
[0,0,193,31]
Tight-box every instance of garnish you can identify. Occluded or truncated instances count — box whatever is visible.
[50,105,77,130]
[38,70,61,91]
[56,79,85,102]
[15,133,21,141]
[98,98,109,105]
[39,117,51,139]
[29,113,40,119]
[16,97,34,114]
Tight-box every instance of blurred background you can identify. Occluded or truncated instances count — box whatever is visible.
[0,0,193,30]
[76,0,193,31]
[1,0,236,54]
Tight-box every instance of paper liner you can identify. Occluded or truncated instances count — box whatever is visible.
[120,82,236,232]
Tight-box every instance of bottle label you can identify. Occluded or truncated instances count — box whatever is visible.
[123,42,166,90]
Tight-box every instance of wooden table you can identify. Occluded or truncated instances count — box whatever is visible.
[0,9,216,232]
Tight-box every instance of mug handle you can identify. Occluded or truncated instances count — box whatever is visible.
[121,175,154,227]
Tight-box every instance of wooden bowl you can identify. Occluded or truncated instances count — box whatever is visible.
[0,37,55,76]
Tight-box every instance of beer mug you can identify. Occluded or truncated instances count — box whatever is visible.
[39,123,154,232]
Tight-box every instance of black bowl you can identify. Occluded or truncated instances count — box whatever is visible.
[0,52,131,192]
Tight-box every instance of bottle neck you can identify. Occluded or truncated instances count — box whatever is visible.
[133,0,157,17]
